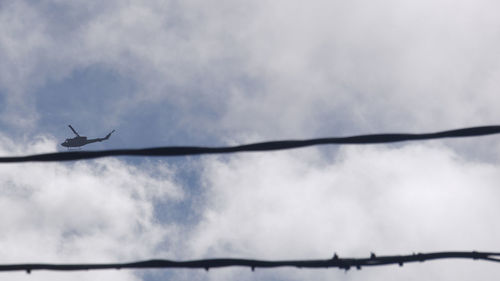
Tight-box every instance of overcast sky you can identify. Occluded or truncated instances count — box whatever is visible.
[1,0,500,280]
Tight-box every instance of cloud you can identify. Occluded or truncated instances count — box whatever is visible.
[0,0,250,140]
[3,0,500,139]
[218,0,500,138]
[0,134,183,280]
[186,144,500,280]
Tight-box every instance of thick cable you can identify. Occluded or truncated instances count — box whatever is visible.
[1,125,499,163]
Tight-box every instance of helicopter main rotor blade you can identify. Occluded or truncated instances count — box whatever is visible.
[68,125,80,137]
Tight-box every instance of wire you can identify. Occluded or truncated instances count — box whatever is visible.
[3,251,499,273]
[1,125,499,163]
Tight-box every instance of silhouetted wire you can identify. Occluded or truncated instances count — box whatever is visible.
[3,251,500,273]
[1,125,500,163]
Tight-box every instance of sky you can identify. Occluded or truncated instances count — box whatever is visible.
[1,0,500,280]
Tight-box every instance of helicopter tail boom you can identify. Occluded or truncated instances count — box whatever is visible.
[103,130,115,140]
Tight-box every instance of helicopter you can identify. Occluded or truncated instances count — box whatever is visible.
[61,125,115,148]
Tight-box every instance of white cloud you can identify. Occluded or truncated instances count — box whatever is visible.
[218,0,500,138]
[186,144,500,280]
[2,0,500,138]
[0,134,183,280]
[0,0,250,131]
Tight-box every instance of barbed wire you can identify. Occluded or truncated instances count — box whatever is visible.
[1,125,499,163]
[3,251,499,274]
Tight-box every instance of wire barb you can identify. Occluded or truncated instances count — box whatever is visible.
[1,125,499,163]
[0,251,499,273]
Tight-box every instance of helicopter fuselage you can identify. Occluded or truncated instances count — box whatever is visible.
[61,136,111,147]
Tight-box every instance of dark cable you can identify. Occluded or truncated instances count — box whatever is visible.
[1,125,499,163]
[2,251,499,273]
